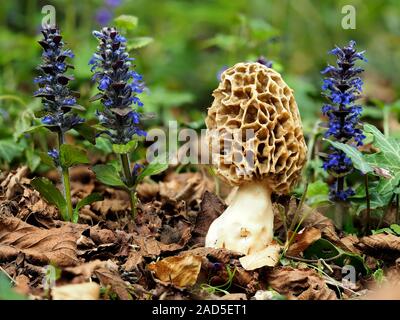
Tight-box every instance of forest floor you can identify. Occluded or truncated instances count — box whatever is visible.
[0,166,400,300]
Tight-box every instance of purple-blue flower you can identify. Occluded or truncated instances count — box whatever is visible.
[48,148,60,166]
[35,27,84,133]
[90,27,146,145]
[321,40,366,201]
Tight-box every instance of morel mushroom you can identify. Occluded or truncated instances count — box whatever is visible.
[205,62,307,270]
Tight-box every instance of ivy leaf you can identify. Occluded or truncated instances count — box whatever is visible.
[324,139,373,174]
[60,144,89,168]
[114,15,138,30]
[72,193,103,223]
[136,161,168,183]
[363,124,400,196]
[31,177,68,221]
[92,164,126,188]
[112,140,138,154]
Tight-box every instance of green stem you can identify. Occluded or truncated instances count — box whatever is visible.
[58,132,73,221]
[120,153,137,218]
[62,167,73,221]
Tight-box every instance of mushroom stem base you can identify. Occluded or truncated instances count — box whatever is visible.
[205,182,274,257]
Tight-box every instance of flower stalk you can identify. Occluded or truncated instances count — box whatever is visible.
[35,26,84,221]
[90,27,146,219]
[321,40,366,202]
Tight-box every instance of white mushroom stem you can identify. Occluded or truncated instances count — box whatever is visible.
[205,181,274,256]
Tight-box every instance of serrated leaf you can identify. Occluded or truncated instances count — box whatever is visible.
[325,139,373,174]
[112,140,137,154]
[92,164,126,188]
[31,177,68,220]
[60,144,89,168]
[127,36,154,50]
[137,161,168,183]
[114,15,138,30]
[72,193,103,223]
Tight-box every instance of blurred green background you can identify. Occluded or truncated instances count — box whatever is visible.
[0,0,399,170]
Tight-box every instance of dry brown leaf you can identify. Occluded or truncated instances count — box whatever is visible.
[359,233,400,256]
[64,260,115,279]
[148,255,202,288]
[94,267,132,300]
[0,166,29,200]
[191,191,226,246]
[91,199,129,216]
[15,274,30,295]
[268,267,337,300]
[239,243,281,270]
[160,172,214,206]
[0,216,85,267]
[137,183,160,200]
[286,227,321,256]
[89,226,116,245]
[122,250,143,272]
[52,282,100,300]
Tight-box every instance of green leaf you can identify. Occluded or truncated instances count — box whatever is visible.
[304,239,369,274]
[112,140,138,154]
[72,193,103,223]
[137,161,168,183]
[92,164,126,188]
[306,180,330,206]
[26,147,41,172]
[39,151,56,168]
[0,273,26,300]
[94,137,113,154]
[14,109,35,141]
[31,177,68,220]
[127,36,154,50]
[390,224,400,236]
[372,227,395,235]
[114,15,138,30]
[74,123,96,145]
[325,139,373,174]
[60,144,89,168]
[0,140,24,163]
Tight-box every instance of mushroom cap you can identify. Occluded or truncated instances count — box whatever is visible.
[206,62,307,194]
